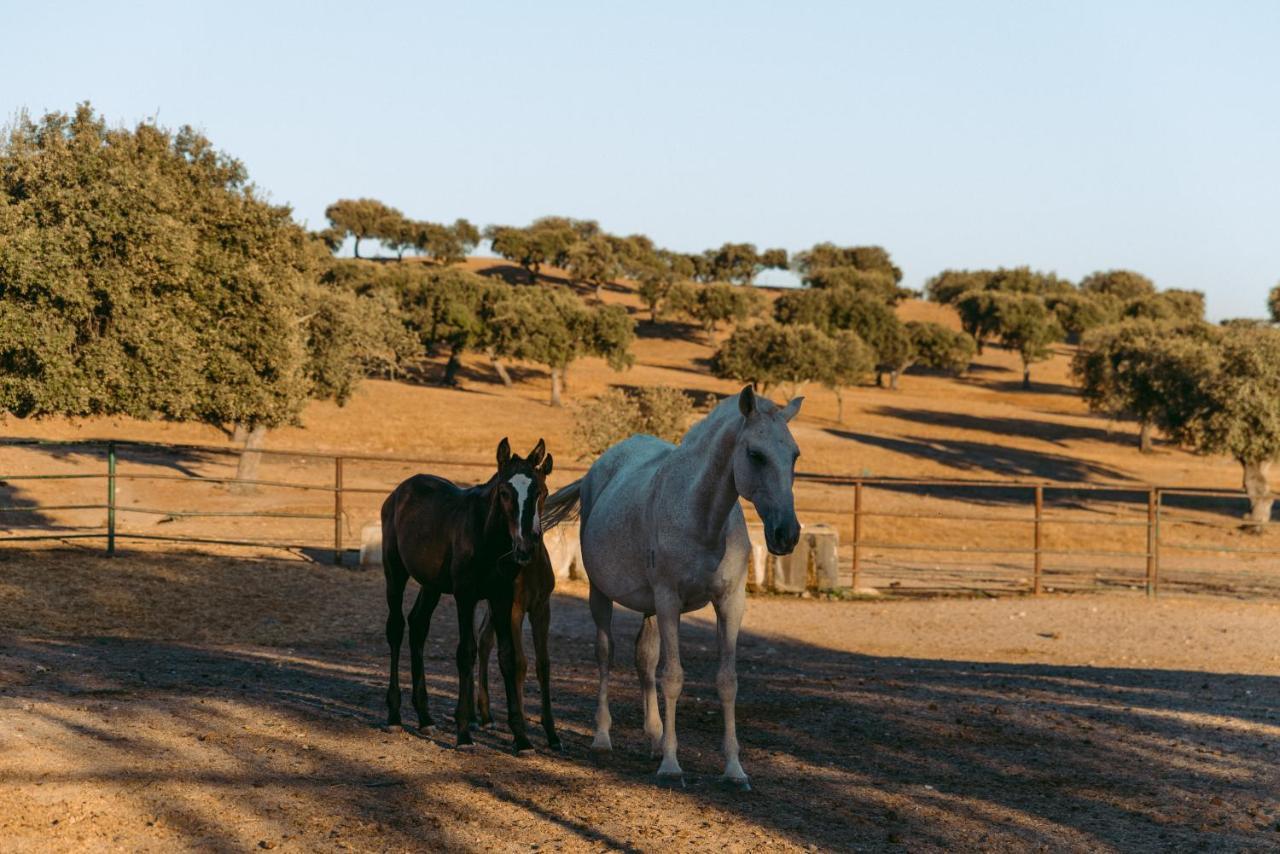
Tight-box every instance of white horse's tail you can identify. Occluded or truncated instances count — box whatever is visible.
[543,479,582,530]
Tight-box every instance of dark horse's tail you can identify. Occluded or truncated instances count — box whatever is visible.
[543,479,582,530]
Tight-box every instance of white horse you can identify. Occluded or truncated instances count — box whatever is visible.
[544,386,802,789]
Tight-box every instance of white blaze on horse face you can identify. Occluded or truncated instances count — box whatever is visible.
[509,473,534,536]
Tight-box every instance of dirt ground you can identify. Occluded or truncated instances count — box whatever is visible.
[1,546,1278,852]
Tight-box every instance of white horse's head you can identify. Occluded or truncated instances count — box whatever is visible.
[732,386,803,555]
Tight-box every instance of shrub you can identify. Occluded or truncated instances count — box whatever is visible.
[905,321,976,376]
[573,386,696,458]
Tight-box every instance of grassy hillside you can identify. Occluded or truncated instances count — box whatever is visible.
[1,257,1245,493]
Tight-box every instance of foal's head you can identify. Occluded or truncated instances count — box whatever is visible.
[732,385,803,555]
[492,437,553,565]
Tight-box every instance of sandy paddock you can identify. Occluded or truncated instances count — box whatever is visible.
[1,545,1278,852]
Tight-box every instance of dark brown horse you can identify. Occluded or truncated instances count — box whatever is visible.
[381,437,556,753]
[472,547,558,750]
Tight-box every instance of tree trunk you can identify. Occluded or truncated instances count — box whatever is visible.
[1138,421,1154,454]
[560,363,570,392]
[975,339,984,355]
[595,282,604,303]
[441,344,462,386]
[232,423,249,444]
[231,424,268,495]
[1022,365,1031,390]
[875,371,884,388]
[889,370,900,390]
[835,390,845,424]
[648,304,659,324]
[550,367,563,407]
[487,347,513,387]
[353,237,361,259]
[1241,459,1273,532]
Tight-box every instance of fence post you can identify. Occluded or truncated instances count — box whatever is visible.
[106,441,117,557]
[1146,487,1159,597]
[334,456,345,566]
[1033,484,1043,595]
[851,480,863,590]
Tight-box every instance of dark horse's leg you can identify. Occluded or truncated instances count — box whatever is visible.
[383,543,409,729]
[530,595,561,750]
[492,594,534,754]
[454,595,479,749]
[474,604,495,729]
[407,586,441,730]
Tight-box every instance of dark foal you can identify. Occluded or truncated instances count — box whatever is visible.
[472,546,559,750]
[381,437,555,753]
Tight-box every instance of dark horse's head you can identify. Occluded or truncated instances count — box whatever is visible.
[491,437,553,565]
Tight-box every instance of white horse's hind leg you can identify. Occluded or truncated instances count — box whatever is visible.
[713,585,749,789]
[588,584,614,750]
[654,588,685,779]
[634,615,662,756]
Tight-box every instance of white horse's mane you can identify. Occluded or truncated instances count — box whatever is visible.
[679,390,776,447]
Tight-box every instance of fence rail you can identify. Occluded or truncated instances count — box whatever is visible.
[3,438,1279,597]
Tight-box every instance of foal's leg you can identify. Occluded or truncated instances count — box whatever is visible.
[453,595,479,749]
[383,562,408,729]
[588,583,615,751]
[635,615,662,756]
[713,585,750,789]
[654,587,685,780]
[407,586,441,730]
[474,604,495,729]
[492,595,534,754]
[530,596,561,750]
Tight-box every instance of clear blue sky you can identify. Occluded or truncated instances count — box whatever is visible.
[5,1,1278,319]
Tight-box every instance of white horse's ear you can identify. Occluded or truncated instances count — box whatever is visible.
[738,385,756,417]
[497,437,512,468]
[781,397,804,422]
[539,453,554,476]
[527,438,546,465]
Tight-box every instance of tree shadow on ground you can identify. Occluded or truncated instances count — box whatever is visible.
[1,549,1277,850]
[2,439,221,479]
[0,479,57,529]
[635,320,706,343]
[960,376,1083,397]
[871,406,1142,449]
[826,429,1130,483]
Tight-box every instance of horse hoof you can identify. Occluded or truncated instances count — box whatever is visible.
[383,724,405,734]
[718,775,752,792]
[514,745,536,756]
[590,735,612,752]
[418,723,437,735]
[548,739,564,753]
[655,771,686,788]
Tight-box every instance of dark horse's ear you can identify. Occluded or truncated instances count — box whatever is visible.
[539,452,554,477]
[738,384,756,418]
[496,437,512,469]
[527,438,546,466]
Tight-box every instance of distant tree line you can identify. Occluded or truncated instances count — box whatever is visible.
[925,266,1205,389]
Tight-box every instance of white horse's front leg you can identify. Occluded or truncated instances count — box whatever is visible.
[713,583,749,789]
[654,588,684,780]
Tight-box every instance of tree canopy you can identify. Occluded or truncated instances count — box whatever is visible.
[0,104,329,430]
[324,198,404,259]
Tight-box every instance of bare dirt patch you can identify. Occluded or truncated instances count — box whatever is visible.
[1,546,1278,851]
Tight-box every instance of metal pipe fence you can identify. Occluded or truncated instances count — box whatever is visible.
[2,438,1278,597]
